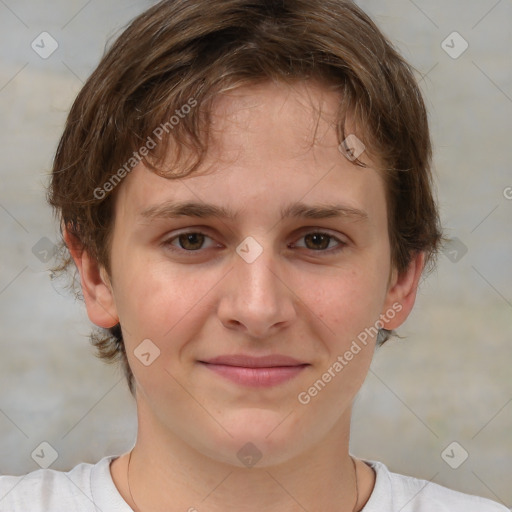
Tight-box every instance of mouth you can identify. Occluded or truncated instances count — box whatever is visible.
[198,354,310,387]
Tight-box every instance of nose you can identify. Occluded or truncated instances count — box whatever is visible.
[217,239,297,339]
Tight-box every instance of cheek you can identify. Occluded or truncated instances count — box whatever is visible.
[113,263,206,402]
[115,270,190,334]
[307,263,387,344]
[112,251,219,358]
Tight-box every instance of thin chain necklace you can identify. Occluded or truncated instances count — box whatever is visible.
[126,449,359,511]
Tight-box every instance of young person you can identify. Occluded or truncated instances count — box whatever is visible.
[0,1,508,510]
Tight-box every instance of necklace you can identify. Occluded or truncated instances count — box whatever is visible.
[126,450,359,511]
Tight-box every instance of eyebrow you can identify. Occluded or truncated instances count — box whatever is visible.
[140,201,369,223]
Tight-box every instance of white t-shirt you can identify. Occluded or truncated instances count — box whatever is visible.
[0,455,509,511]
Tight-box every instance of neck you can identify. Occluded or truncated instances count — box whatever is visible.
[110,397,373,512]
[126,448,359,512]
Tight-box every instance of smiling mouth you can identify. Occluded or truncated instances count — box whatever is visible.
[198,361,310,387]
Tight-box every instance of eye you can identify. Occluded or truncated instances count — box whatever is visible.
[161,230,347,255]
[292,231,346,253]
[163,231,217,252]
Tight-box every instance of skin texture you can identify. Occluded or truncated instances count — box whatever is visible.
[67,80,425,511]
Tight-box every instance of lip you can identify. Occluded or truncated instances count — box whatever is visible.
[201,354,308,367]
[198,354,310,387]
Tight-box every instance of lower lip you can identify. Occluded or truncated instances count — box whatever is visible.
[200,363,308,387]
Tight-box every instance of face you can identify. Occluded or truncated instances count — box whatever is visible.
[77,80,423,468]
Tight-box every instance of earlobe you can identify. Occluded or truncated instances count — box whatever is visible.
[63,227,119,329]
[380,251,425,331]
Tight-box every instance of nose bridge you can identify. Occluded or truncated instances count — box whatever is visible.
[235,236,281,305]
[219,235,295,336]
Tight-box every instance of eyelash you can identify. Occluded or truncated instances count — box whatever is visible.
[161,230,347,256]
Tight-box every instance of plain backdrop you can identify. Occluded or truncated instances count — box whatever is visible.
[0,0,511,507]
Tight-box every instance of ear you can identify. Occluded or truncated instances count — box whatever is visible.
[380,251,425,330]
[63,227,119,329]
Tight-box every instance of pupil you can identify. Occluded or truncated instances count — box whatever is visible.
[181,233,203,250]
[307,233,328,250]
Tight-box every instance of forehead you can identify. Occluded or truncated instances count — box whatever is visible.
[208,80,352,158]
[114,81,386,229]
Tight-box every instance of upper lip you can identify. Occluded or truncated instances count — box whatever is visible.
[199,354,309,368]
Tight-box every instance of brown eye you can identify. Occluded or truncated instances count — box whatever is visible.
[176,233,206,251]
[294,231,346,254]
[163,231,216,252]
[304,233,331,250]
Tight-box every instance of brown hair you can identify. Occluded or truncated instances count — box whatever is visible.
[48,0,444,396]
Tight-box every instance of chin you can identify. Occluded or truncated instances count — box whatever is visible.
[201,410,305,468]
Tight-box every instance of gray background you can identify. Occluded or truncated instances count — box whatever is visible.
[0,0,511,507]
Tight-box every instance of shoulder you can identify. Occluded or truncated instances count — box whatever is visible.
[0,456,117,512]
[362,459,509,512]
